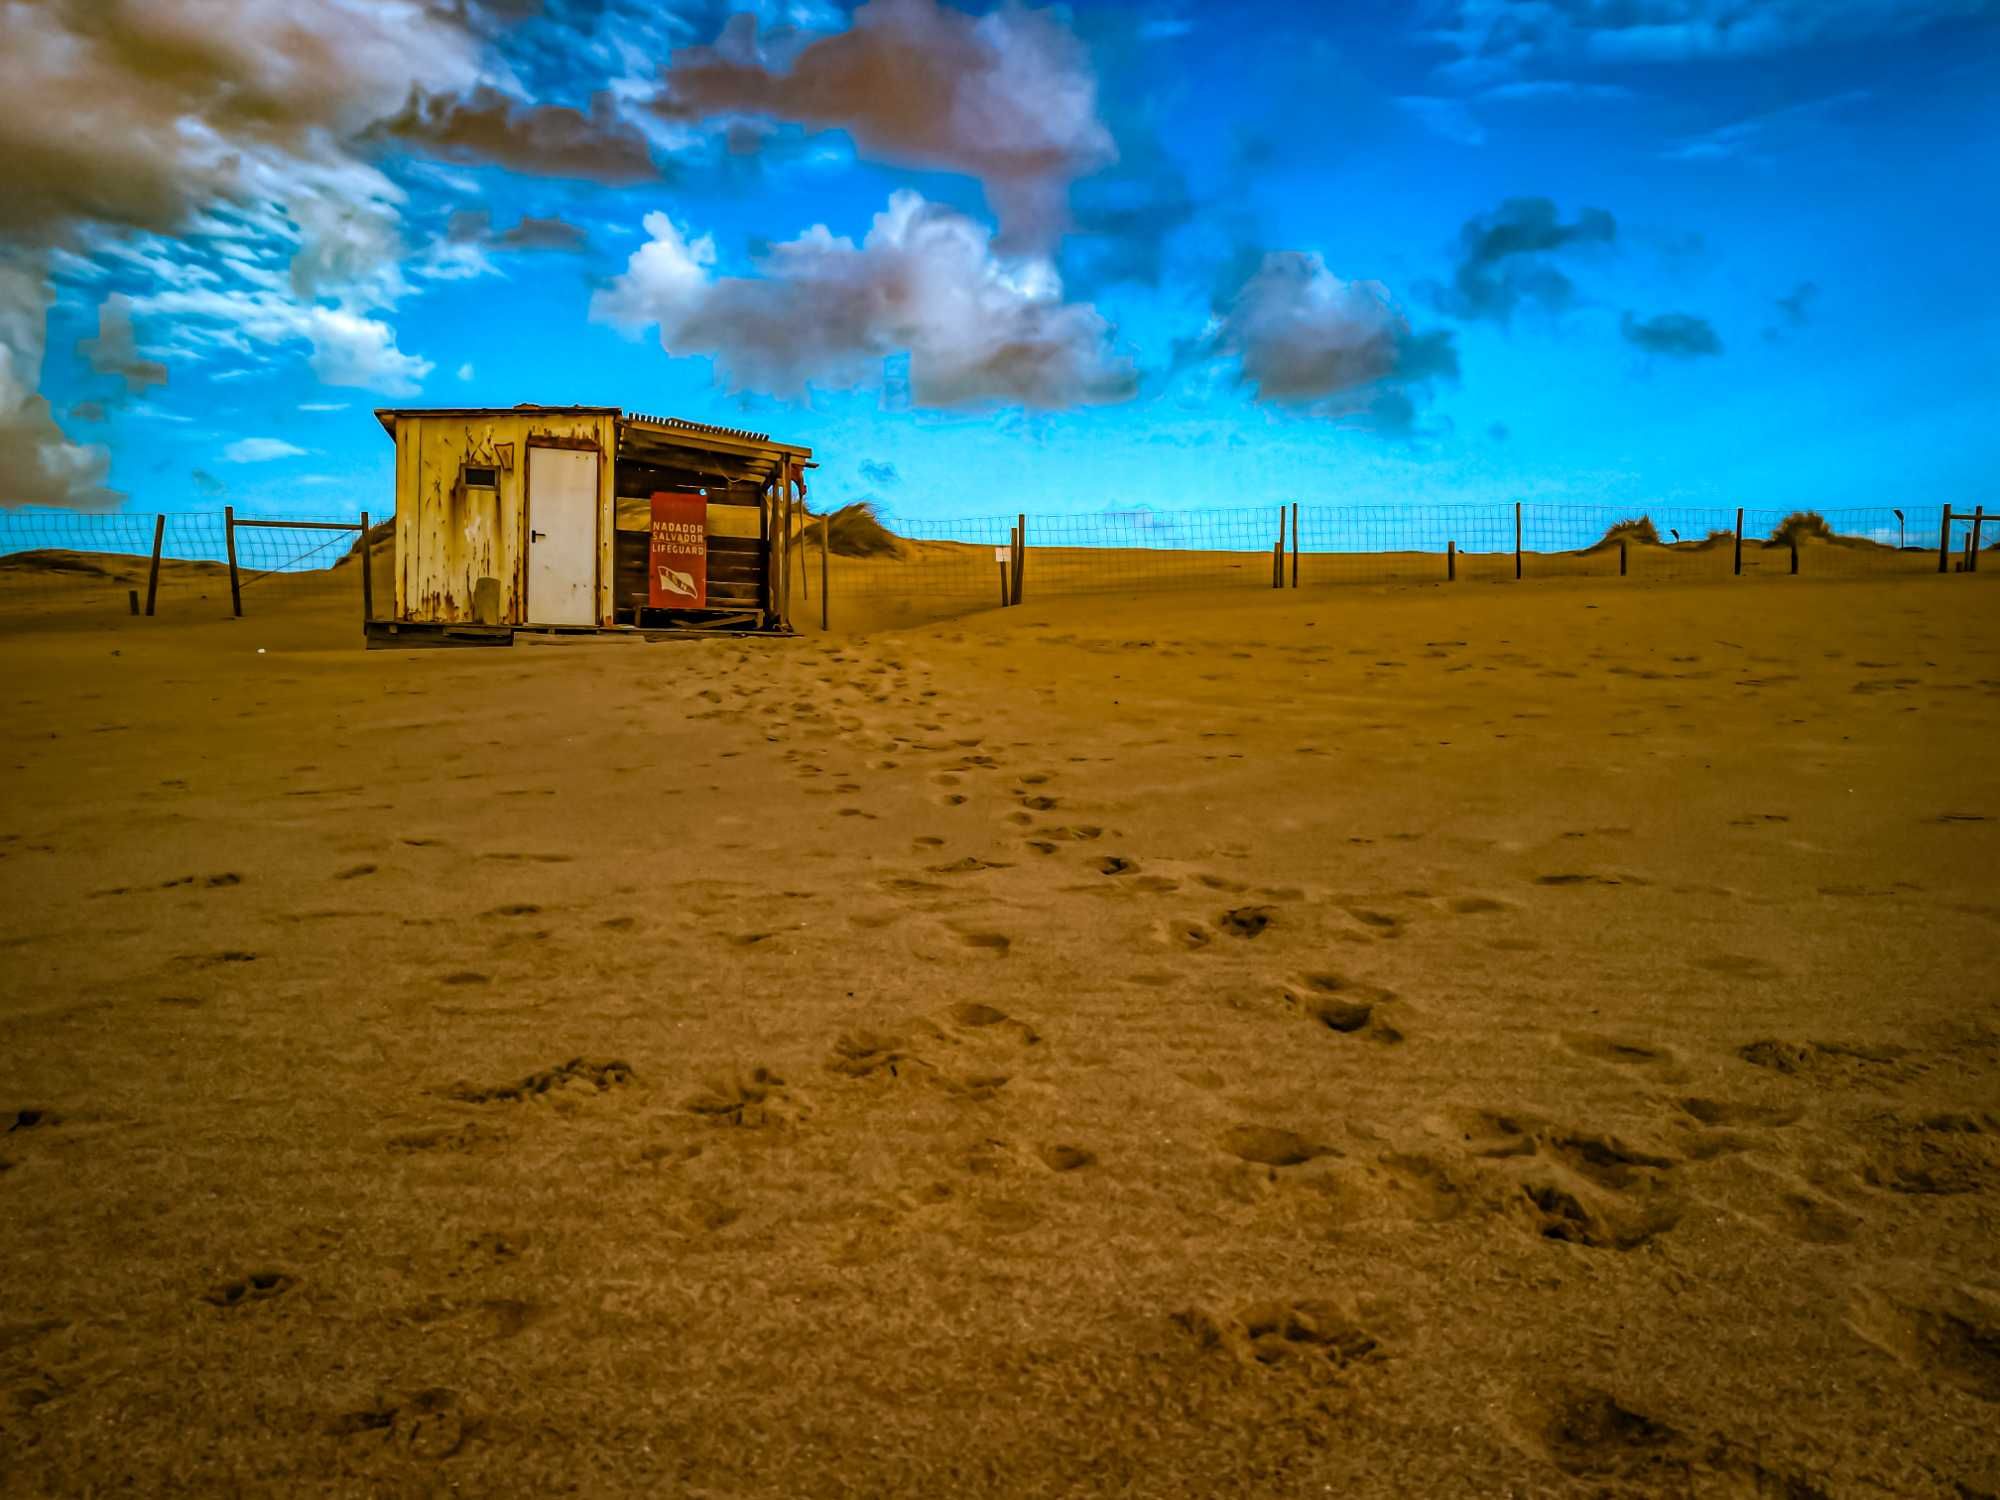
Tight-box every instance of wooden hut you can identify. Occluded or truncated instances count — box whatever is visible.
[368,405,812,645]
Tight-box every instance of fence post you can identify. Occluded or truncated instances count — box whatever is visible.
[1290,500,1299,587]
[1010,514,1025,606]
[224,506,242,617]
[999,544,1010,607]
[358,511,374,623]
[1789,534,1799,575]
[1939,505,1952,574]
[821,511,830,631]
[1514,502,1522,580]
[1733,506,1744,576]
[144,513,165,616]
[1447,539,1456,582]
[1619,538,1627,577]
[127,589,139,615]
[1973,506,1986,572]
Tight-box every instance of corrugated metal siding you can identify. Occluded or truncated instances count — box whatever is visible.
[391,413,613,624]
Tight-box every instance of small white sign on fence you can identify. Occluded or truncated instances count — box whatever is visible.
[994,546,1009,561]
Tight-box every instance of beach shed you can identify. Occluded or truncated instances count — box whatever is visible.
[368,404,813,645]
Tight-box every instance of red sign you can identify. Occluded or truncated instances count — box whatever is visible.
[648,492,707,607]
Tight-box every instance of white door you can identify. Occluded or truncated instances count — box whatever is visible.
[526,447,598,626]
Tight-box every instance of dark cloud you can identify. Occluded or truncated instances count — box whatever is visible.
[448,209,590,253]
[859,460,900,486]
[68,401,107,424]
[1197,251,1458,433]
[376,85,660,183]
[1621,310,1723,358]
[1426,197,1616,323]
[1775,281,1818,327]
[653,0,1115,250]
[192,468,226,497]
[592,191,1137,411]
[76,295,168,394]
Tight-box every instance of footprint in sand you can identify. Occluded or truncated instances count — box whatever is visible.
[1216,905,1276,938]
[1220,1125,1333,1167]
[1281,974,1400,1042]
[1848,1284,2000,1403]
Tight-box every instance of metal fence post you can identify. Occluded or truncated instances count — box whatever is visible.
[144,514,165,616]
[358,510,374,622]
[224,506,242,617]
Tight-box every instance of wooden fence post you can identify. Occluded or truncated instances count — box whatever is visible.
[1619,538,1628,577]
[1011,514,1025,606]
[1733,506,1744,576]
[1972,506,1986,572]
[999,543,1011,608]
[358,510,374,623]
[1514,502,1522,580]
[1938,504,1952,574]
[1789,535,1799,575]
[144,513,165,616]
[1291,500,1299,587]
[224,506,242,618]
[821,510,830,631]
[1447,539,1456,582]
[127,589,139,615]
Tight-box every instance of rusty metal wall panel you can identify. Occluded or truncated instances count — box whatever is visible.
[391,412,613,624]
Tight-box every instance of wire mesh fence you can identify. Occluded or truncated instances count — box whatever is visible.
[0,506,379,623]
[2,501,1990,633]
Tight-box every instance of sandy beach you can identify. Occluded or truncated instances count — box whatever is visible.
[3,567,1998,1497]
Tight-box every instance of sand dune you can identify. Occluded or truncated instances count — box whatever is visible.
[2,566,1997,1495]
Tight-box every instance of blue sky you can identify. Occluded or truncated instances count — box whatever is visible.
[5,0,1996,526]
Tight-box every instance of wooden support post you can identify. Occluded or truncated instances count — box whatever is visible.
[821,510,830,631]
[1939,504,1953,574]
[144,513,165,616]
[1447,539,1456,581]
[1011,513,1025,606]
[779,459,793,624]
[1972,506,1986,572]
[1619,538,1628,577]
[224,505,242,617]
[1290,500,1299,587]
[358,510,374,622]
[1733,506,1744,576]
[1514,502,1523,580]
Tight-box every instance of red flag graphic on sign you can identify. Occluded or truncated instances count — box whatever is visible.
[649,492,707,608]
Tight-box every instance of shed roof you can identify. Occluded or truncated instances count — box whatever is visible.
[372,405,813,464]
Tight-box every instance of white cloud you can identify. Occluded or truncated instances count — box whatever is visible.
[0,253,116,508]
[1395,96,1487,147]
[457,362,475,381]
[299,402,349,412]
[592,191,1136,409]
[225,437,308,463]
[131,286,431,395]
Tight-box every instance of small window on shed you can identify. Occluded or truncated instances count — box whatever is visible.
[463,464,498,489]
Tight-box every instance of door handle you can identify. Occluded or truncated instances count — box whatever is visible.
[531,529,546,542]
